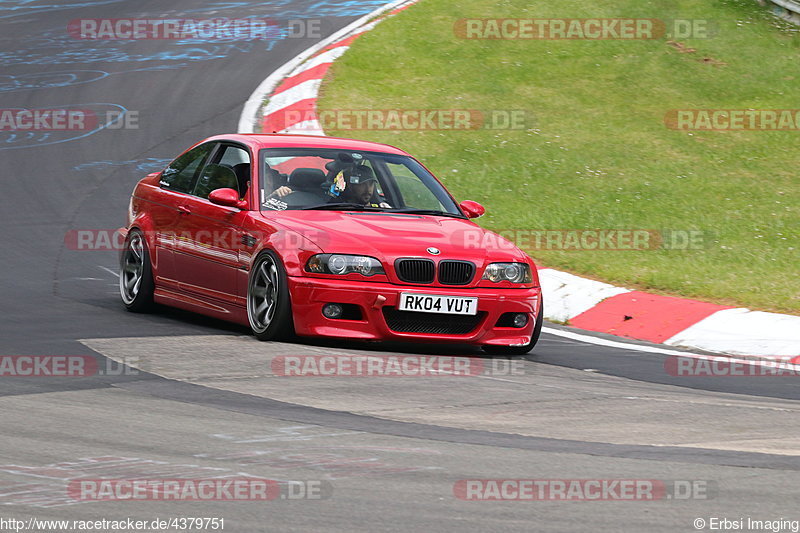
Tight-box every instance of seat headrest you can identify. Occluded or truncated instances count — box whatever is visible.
[232,163,250,192]
[289,168,326,191]
[195,164,239,198]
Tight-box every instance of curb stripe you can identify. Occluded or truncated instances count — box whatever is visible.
[279,119,324,135]
[263,79,322,116]
[665,308,800,357]
[537,268,631,323]
[272,63,334,96]
[262,98,318,133]
[570,291,732,344]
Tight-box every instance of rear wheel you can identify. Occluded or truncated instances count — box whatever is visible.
[119,229,155,312]
[482,304,544,356]
[247,251,294,341]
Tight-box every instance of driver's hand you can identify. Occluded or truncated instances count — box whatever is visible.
[378,201,392,208]
[269,186,292,198]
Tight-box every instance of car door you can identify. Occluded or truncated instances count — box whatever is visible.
[172,143,252,306]
[150,142,216,288]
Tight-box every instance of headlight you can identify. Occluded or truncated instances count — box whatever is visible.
[482,262,532,283]
[305,254,385,277]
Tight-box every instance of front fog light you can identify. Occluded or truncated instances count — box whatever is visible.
[322,303,344,319]
[513,313,528,328]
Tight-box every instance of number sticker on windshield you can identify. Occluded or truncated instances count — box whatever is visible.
[263,197,288,211]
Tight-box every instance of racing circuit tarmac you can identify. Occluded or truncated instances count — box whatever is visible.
[1,1,799,531]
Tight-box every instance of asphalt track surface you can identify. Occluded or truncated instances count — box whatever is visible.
[0,1,798,532]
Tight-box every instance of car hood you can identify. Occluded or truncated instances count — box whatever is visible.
[261,210,530,265]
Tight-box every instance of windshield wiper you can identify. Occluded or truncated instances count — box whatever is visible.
[302,203,386,211]
[388,208,466,218]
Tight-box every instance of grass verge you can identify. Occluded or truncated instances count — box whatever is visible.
[318,0,800,314]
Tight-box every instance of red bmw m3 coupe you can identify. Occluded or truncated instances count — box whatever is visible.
[119,134,543,354]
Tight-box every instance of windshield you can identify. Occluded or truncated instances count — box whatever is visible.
[258,148,463,216]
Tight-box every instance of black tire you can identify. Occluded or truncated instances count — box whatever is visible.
[119,229,155,312]
[482,304,544,356]
[247,250,295,341]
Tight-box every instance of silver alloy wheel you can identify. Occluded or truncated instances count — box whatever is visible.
[248,255,279,333]
[120,233,144,305]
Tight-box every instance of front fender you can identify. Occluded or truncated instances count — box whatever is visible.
[245,223,323,277]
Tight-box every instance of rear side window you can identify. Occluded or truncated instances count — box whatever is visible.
[218,144,250,167]
[160,143,214,193]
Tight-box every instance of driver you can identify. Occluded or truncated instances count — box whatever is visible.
[331,165,390,207]
[264,166,292,200]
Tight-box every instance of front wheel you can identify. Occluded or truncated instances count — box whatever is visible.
[247,251,295,341]
[119,229,155,312]
[482,304,544,356]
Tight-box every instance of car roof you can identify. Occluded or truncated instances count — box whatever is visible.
[204,133,410,156]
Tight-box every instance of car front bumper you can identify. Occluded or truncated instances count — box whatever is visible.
[288,276,542,346]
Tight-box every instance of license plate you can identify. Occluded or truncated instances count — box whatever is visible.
[398,293,478,315]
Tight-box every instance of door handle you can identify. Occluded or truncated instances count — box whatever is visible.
[177,205,191,215]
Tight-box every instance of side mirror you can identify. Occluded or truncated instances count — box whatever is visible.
[209,188,247,209]
[459,200,485,219]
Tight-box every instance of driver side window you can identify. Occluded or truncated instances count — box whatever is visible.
[192,144,251,200]
[160,143,214,193]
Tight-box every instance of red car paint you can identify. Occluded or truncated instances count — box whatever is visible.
[122,134,541,347]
